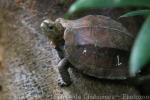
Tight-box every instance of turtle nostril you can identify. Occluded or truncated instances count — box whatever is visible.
[49,26,53,29]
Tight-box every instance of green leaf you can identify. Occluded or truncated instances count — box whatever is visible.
[120,10,150,18]
[130,15,150,76]
[68,0,150,14]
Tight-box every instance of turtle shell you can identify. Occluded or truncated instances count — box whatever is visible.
[57,15,134,79]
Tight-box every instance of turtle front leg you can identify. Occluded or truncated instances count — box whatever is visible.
[57,58,72,87]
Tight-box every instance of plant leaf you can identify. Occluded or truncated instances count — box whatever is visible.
[120,10,150,18]
[68,0,150,14]
[130,15,150,76]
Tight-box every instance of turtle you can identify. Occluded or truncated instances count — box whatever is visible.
[40,15,134,87]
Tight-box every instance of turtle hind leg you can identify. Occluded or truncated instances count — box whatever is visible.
[57,58,72,87]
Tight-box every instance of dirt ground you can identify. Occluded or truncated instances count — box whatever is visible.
[0,0,143,100]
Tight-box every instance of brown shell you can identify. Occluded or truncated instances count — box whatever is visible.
[57,15,134,79]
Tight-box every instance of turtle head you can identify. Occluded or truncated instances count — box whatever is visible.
[40,19,64,40]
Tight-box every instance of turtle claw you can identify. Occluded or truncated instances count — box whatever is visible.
[58,79,72,87]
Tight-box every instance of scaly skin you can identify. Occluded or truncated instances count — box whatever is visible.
[40,19,72,86]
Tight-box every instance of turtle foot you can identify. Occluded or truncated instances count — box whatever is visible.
[58,78,72,87]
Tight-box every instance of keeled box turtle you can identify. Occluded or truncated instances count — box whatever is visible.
[40,15,134,86]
